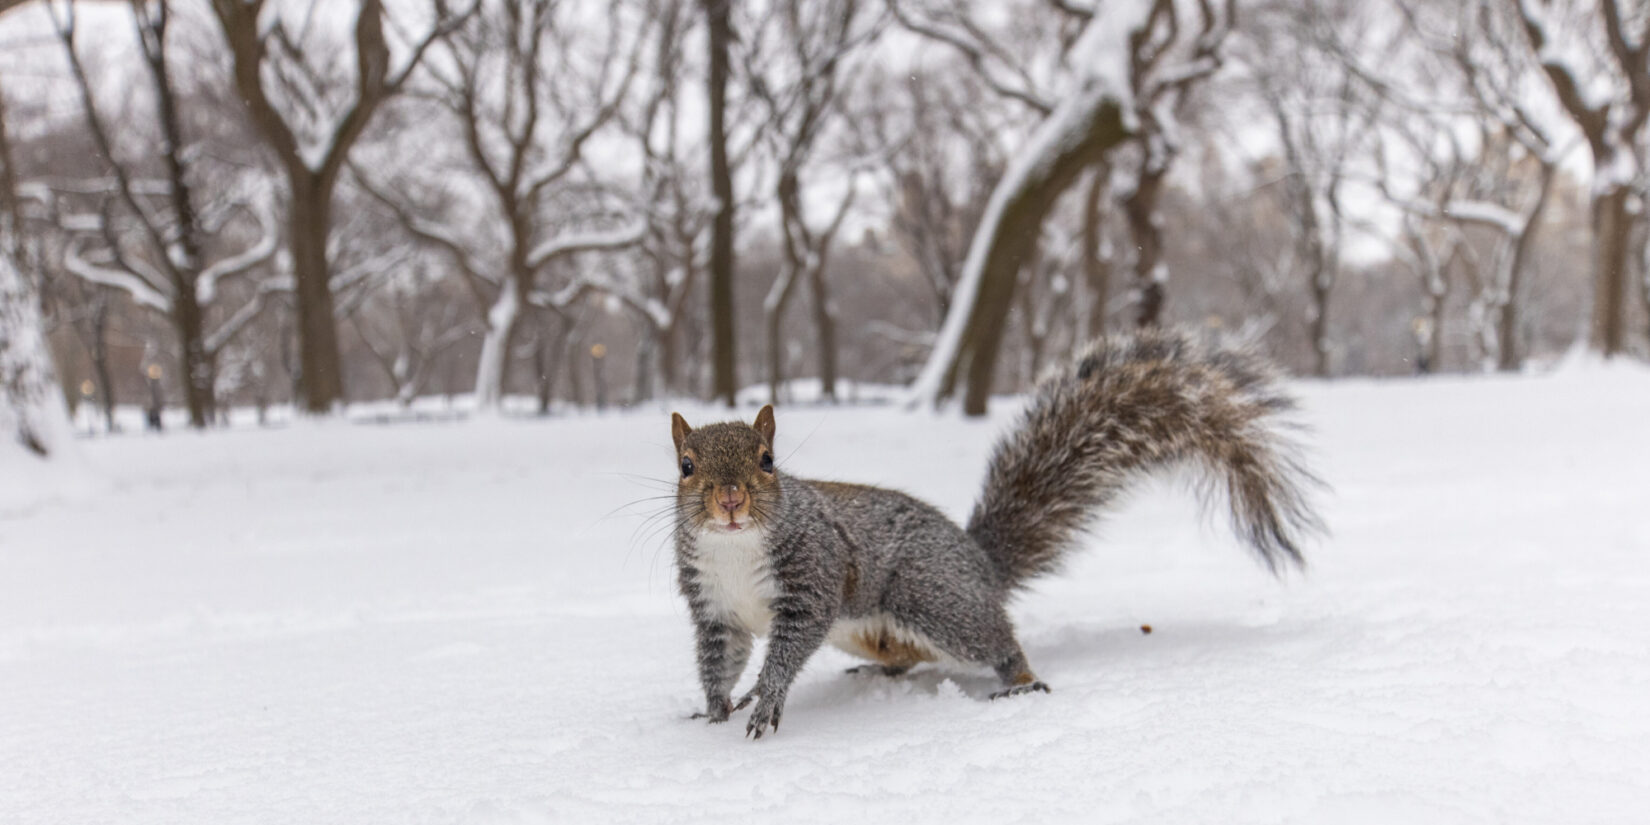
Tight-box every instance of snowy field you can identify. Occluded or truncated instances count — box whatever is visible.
[3,366,1649,824]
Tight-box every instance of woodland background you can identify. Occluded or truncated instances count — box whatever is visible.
[3,0,1650,443]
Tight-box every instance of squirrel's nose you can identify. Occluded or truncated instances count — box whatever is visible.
[718,484,745,513]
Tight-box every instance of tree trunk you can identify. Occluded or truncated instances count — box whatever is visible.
[766,270,800,406]
[289,177,345,412]
[474,284,522,410]
[89,297,117,432]
[1309,259,1332,378]
[1017,267,1043,383]
[1642,221,1650,355]
[172,284,214,427]
[564,327,587,407]
[659,321,679,396]
[146,3,213,427]
[703,0,738,407]
[808,258,838,403]
[633,326,656,404]
[535,318,572,415]
[1124,158,1167,329]
[1426,272,1448,375]
[1080,163,1110,341]
[1497,168,1554,372]
[1,87,70,457]
[1590,185,1632,357]
[949,103,1132,416]
[1,243,71,458]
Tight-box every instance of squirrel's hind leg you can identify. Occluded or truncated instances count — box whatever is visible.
[986,647,1052,700]
[885,592,1053,700]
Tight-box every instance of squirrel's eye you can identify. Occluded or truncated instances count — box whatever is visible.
[760,452,774,474]
[680,456,695,478]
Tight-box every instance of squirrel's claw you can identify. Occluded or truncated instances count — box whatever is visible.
[692,697,733,723]
[989,681,1052,700]
[732,688,758,712]
[742,690,783,740]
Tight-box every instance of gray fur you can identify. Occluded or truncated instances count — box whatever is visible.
[672,329,1323,738]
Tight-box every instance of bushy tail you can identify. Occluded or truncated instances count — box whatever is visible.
[968,328,1323,588]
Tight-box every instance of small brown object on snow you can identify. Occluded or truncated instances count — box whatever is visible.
[1140,624,1153,635]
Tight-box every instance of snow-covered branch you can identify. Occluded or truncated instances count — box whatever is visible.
[63,241,171,313]
[526,222,647,270]
[197,196,279,306]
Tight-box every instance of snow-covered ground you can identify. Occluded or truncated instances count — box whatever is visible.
[3,366,1648,824]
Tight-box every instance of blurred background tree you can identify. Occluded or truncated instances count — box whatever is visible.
[0,0,1640,426]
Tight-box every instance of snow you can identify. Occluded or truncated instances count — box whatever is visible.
[3,366,1650,823]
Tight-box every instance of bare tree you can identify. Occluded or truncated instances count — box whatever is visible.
[1392,216,1461,373]
[346,262,472,406]
[208,0,470,413]
[2,78,71,459]
[49,0,281,427]
[744,0,877,404]
[622,0,710,401]
[357,0,646,411]
[850,66,1003,328]
[901,0,1235,413]
[1246,0,1392,377]
[1514,0,1650,357]
[1354,0,1563,371]
[1121,0,1234,331]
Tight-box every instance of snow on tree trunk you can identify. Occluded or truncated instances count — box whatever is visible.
[1,246,72,462]
[902,2,1154,412]
[473,286,521,412]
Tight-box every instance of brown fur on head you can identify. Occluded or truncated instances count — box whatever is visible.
[671,405,780,533]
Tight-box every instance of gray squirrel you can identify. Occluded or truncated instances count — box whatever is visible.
[669,329,1322,739]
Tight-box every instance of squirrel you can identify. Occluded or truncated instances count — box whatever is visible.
[668,329,1322,739]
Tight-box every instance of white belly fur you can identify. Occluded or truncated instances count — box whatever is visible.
[825,613,953,665]
[692,526,779,635]
[693,528,949,666]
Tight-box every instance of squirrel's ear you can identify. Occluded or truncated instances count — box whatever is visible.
[671,412,692,453]
[753,404,776,445]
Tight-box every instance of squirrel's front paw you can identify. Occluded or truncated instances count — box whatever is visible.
[691,697,733,723]
[741,690,785,740]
